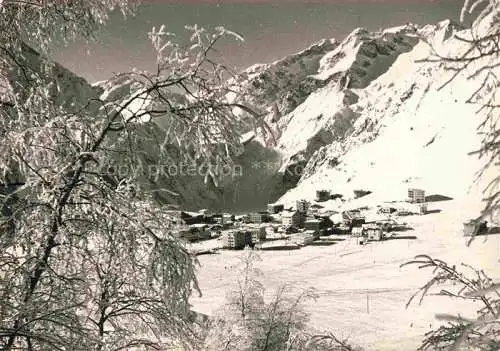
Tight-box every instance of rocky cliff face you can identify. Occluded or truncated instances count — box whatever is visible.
[234,38,338,117]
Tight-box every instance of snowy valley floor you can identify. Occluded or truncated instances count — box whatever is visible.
[189,198,500,350]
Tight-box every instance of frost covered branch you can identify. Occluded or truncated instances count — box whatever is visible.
[402,255,500,350]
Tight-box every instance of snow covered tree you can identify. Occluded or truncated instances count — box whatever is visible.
[402,255,500,350]
[0,1,259,349]
[458,0,500,224]
[404,3,500,348]
[430,0,500,224]
[202,250,360,351]
[419,0,500,228]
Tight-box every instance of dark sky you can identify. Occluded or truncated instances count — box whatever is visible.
[52,0,465,83]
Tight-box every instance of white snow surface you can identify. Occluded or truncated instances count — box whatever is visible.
[190,204,500,350]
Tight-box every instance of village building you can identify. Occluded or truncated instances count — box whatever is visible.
[366,226,383,241]
[304,218,321,233]
[361,223,384,241]
[222,221,234,229]
[199,209,210,216]
[304,229,320,240]
[250,226,267,243]
[330,223,348,234]
[463,220,488,237]
[313,215,334,229]
[213,215,223,225]
[291,231,315,246]
[342,210,365,228]
[408,188,425,203]
[209,224,223,237]
[282,210,306,228]
[417,203,428,215]
[249,211,271,224]
[331,193,343,200]
[351,226,364,237]
[191,223,211,240]
[213,213,234,224]
[222,230,253,249]
[240,223,268,242]
[234,215,246,222]
[282,211,295,227]
[285,225,299,234]
[179,223,211,242]
[267,203,285,214]
[378,206,397,214]
[296,199,310,213]
[308,203,324,215]
[180,211,205,225]
[374,219,396,232]
[315,190,331,202]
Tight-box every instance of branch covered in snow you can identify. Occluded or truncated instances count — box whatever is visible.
[201,250,362,351]
[417,0,500,225]
[402,255,500,350]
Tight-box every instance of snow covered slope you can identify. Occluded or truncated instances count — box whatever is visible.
[234,38,338,118]
[247,19,499,220]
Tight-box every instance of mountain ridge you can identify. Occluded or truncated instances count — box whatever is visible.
[5,17,496,214]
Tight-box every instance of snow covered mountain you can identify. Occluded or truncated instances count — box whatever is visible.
[8,16,497,215]
[228,17,499,219]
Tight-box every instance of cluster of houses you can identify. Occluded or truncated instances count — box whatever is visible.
[169,187,438,250]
